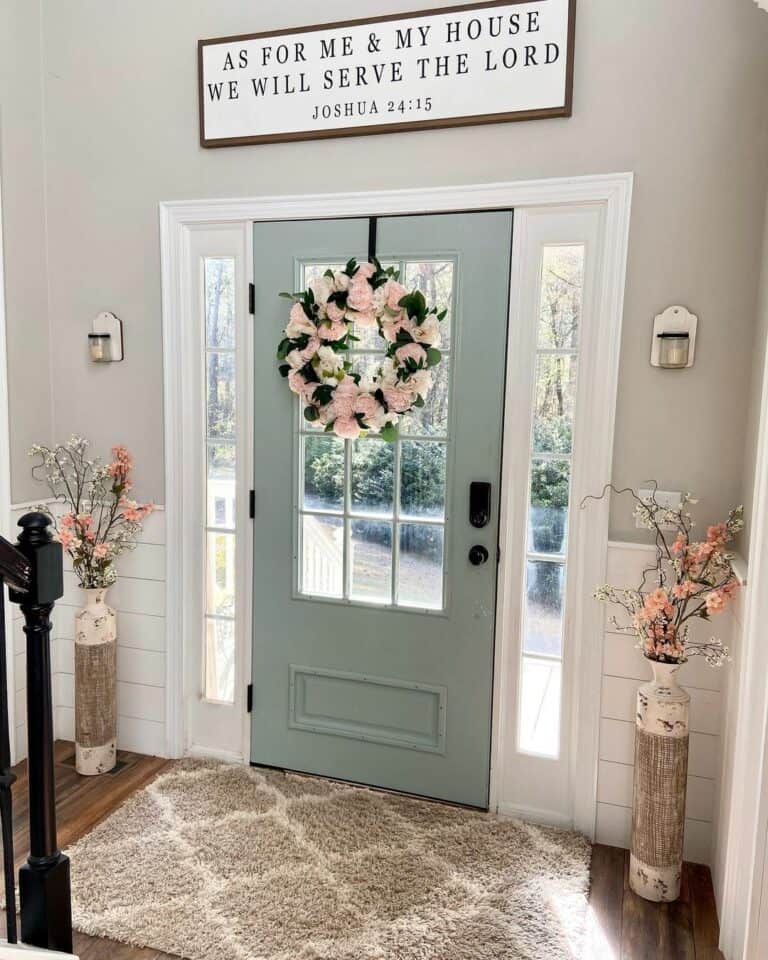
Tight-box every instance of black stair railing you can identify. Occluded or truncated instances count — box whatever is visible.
[0,511,73,953]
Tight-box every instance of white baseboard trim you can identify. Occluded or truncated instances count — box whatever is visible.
[187,745,245,765]
[496,801,574,830]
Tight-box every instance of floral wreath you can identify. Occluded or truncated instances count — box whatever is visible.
[277,258,446,440]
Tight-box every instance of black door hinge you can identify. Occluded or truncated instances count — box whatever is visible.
[247,683,253,713]
[248,283,255,315]
[249,489,255,518]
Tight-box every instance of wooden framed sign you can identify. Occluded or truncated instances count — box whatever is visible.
[199,0,576,147]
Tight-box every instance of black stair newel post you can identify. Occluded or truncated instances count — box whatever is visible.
[8,512,73,954]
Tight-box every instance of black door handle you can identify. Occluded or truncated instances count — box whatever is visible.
[468,545,489,566]
[469,481,492,528]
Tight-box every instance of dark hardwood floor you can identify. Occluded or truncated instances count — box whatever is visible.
[3,741,723,959]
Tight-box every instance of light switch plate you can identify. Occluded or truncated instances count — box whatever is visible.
[636,489,682,529]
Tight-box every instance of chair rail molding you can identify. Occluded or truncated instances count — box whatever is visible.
[159,173,634,836]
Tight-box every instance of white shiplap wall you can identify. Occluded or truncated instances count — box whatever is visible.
[595,541,740,866]
[6,522,739,865]
[9,505,166,762]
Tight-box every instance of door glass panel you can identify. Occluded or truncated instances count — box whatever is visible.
[518,243,585,759]
[351,440,394,516]
[294,257,452,611]
[518,658,561,757]
[537,245,583,350]
[204,258,235,349]
[302,435,344,512]
[301,515,344,598]
[398,523,444,609]
[400,441,447,520]
[203,256,237,706]
[206,532,236,617]
[532,355,576,455]
[528,459,570,555]
[206,353,236,439]
[207,442,235,529]
[350,520,392,604]
[204,618,236,703]
[523,560,564,657]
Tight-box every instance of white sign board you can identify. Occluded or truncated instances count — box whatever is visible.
[199,0,575,147]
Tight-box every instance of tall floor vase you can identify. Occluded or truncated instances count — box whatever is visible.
[74,588,117,775]
[629,660,690,902]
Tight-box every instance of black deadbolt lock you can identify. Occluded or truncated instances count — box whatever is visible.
[468,545,489,566]
[469,481,492,528]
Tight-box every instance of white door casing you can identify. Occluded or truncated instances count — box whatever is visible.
[160,173,633,835]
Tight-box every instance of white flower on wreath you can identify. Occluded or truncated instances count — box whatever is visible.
[411,313,442,348]
[309,275,333,308]
[408,368,434,397]
[315,345,345,382]
[286,302,316,339]
[333,271,351,292]
[378,357,399,389]
[287,336,320,369]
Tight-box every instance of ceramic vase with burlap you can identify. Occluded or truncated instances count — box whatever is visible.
[629,660,690,902]
[75,587,117,775]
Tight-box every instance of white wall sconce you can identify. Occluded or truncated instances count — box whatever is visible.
[650,305,697,369]
[88,311,124,362]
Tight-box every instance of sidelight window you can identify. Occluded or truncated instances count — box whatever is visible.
[203,257,237,703]
[297,259,454,611]
[518,244,584,758]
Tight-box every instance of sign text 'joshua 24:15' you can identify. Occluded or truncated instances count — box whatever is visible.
[198,0,576,147]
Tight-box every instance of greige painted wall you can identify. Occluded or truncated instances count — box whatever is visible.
[14,0,768,537]
[741,202,768,556]
[0,0,52,503]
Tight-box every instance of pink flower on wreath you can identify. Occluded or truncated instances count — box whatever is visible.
[354,392,386,429]
[381,312,413,343]
[326,301,346,324]
[60,513,75,529]
[355,262,376,280]
[287,336,320,369]
[287,370,308,396]
[93,543,110,560]
[395,342,427,367]
[386,281,407,312]
[318,321,348,342]
[333,417,361,440]
[328,377,359,421]
[383,385,414,413]
[347,277,374,313]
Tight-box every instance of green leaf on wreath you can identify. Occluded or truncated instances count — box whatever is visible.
[426,348,442,366]
[380,423,399,443]
[278,364,290,378]
[304,406,320,422]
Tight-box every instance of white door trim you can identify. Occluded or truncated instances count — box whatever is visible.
[160,173,633,837]
[0,178,19,757]
[718,301,768,957]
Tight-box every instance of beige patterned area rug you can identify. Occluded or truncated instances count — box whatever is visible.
[66,759,591,960]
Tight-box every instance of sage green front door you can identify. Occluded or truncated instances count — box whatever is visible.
[251,212,512,807]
